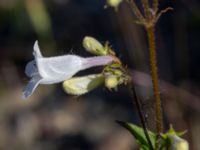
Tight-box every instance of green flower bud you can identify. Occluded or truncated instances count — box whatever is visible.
[113,69,123,76]
[63,74,104,95]
[169,135,189,150]
[83,36,108,55]
[107,0,123,9]
[105,75,119,89]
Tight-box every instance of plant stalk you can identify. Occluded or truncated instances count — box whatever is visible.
[153,0,159,12]
[129,83,154,150]
[141,0,150,18]
[146,26,163,134]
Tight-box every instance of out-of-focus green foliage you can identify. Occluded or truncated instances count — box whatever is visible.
[25,0,52,38]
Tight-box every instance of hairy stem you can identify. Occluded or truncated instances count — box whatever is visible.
[153,0,159,12]
[129,83,154,150]
[146,26,163,134]
[127,0,145,21]
[141,0,150,18]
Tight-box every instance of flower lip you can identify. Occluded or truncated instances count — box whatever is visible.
[22,41,114,99]
[25,60,38,77]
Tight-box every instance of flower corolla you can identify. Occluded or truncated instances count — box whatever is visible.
[23,41,114,99]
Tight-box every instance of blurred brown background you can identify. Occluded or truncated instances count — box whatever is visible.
[0,0,200,149]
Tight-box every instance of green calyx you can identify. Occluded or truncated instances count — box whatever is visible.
[103,63,131,90]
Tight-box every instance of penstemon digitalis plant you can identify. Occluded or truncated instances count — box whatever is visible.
[107,0,189,149]
[22,0,189,149]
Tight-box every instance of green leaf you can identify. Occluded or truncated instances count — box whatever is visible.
[116,121,156,149]
[159,137,170,150]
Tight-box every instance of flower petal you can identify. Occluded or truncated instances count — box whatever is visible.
[33,40,42,58]
[81,56,114,70]
[25,60,38,77]
[22,75,42,99]
[37,55,84,83]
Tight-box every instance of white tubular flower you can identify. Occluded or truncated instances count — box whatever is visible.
[23,41,114,99]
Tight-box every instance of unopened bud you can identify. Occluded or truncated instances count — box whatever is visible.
[63,74,104,95]
[83,36,108,55]
[107,0,123,9]
[105,75,118,89]
[169,135,189,150]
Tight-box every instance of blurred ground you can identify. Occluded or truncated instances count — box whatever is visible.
[0,0,200,149]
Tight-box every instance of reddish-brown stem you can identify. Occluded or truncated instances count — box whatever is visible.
[153,0,159,12]
[127,0,145,21]
[127,0,165,148]
[141,0,150,18]
[146,26,163,134]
